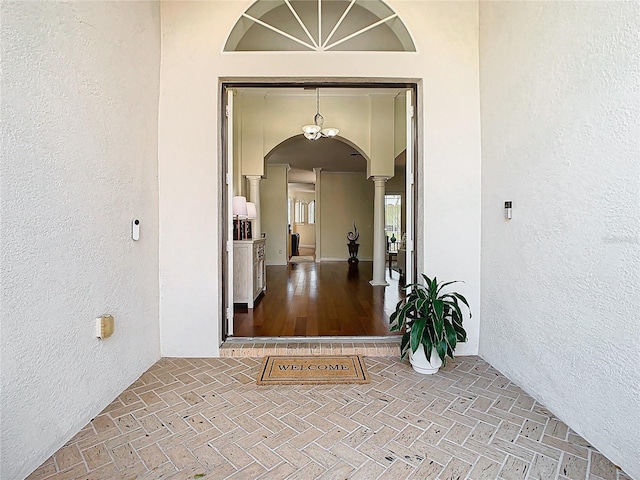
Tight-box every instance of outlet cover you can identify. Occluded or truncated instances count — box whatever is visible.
[96,315,115,339]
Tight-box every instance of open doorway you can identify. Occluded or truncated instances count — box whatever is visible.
[289,180,316,263]
[222,81,417,339]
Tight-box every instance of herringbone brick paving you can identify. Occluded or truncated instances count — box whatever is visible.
[29,356,632,480]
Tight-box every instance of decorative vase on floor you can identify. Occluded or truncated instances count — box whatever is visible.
[409,343,443,375]
[347,242,359,264]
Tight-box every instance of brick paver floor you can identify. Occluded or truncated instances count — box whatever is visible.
[28,356,631,480]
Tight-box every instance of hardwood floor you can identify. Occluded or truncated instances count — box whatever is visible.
[233,261,404,337]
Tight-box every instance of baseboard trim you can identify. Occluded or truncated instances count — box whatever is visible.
[320,257,373,262]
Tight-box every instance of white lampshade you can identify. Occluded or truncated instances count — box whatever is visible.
[232,196,248,217]
[304,131,319,140]
[321,127,339,137]
[246,202,257,219]
[302,124,321,135]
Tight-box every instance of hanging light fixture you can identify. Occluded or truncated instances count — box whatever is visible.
[302,88,339,140]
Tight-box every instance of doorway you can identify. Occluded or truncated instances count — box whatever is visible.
[222,81,417,340]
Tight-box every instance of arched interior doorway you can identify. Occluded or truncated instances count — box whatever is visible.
[265,134,369,264]
[222,82,417,339]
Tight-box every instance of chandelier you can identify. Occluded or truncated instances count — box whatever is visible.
[302,88,339,140]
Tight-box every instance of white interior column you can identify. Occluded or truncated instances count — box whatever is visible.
[247,175,262,238]
[313,167,322,262]
[370,176,389,286]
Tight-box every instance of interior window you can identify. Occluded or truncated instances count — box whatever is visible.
[294,200,306,224]
[308,200,316,224]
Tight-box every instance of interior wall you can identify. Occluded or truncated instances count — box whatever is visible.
[239,93,394,177]
[239,94,264,178]
[370,96,395,178]
[394,94,407,158]
[0,2,161,479]
[386,165,406,192]
[262,95,372,163]
[262,165,289,265]
[294,224,315,249]
[158,0,482,356]
[320,173,374,261]
[232,94,243,195]
[479,2,640,478]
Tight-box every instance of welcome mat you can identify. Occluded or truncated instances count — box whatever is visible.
[289,255,315,263]
[257,355,370,385]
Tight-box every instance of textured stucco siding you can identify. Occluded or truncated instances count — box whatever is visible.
[0,3,161,479]
[479,2,640,478]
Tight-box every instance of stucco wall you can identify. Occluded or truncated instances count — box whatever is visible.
[479,2,640,478]
[158,0,482,356]
[0,2,161,478]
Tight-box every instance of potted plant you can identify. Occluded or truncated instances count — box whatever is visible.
[390,275,471,374]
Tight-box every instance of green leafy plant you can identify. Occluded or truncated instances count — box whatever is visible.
[390,275,471,365]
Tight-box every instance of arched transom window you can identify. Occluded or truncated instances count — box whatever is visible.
[225,0,415,52]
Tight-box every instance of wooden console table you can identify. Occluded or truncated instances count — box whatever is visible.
[233,238,266,308]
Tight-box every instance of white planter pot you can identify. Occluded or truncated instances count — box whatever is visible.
[409,343,443,374]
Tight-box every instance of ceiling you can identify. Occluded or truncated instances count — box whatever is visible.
[236,86,407,98]
[267,135,366,182]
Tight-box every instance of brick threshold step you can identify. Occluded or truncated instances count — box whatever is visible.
[220,336,401,358]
